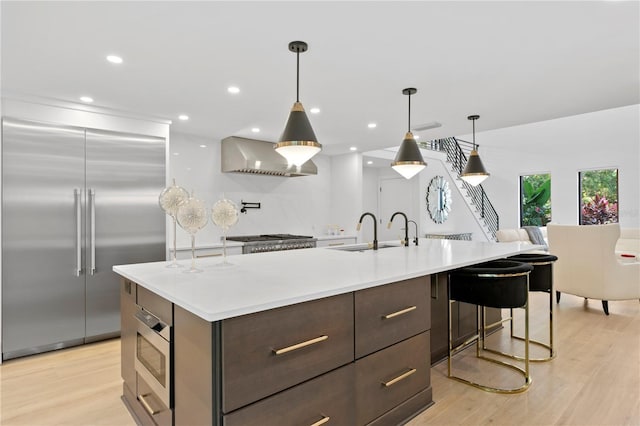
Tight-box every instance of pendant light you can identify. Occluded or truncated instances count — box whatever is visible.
[274,41,322,167]
[460,114,490,186]
[391,88,427,179]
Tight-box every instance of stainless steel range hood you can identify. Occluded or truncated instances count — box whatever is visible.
[221,136,317,177]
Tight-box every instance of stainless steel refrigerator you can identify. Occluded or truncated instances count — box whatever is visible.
[2,117,166,360]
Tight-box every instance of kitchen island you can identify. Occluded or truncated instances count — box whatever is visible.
[115,238,539,426]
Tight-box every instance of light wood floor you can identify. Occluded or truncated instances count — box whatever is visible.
[0,294,638,426]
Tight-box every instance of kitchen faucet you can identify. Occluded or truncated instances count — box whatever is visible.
[388,212,409,246]
[357,212,378,250]
[408,220,419,246]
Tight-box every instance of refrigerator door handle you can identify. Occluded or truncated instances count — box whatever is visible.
[74,188,82,276]
[90,188,96,275]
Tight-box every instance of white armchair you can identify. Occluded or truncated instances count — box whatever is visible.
[547,223,640,315]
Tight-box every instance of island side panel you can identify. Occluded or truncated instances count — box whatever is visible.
[174,305,221,426]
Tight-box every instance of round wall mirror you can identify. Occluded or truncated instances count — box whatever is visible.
[426,175,452,223]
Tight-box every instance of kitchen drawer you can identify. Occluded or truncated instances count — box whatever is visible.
[137,285,173,326]
[137,373,173,426]
[221,293,354,412]
[176,246,242,260]
[317,237,357,248]
[355,276,430,358]
[223,364,355,426]
[355,332,430,425]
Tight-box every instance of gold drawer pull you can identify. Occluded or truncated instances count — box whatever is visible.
[328,242,344,246]
[196,253,222,258]
[382,368,417,387]
[138,394,161,416]
[382,305,417,319]
[273,335,328,355]
[310,416,330,426]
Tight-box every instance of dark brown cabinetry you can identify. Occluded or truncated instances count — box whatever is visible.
[120,279,137,395]
[125,276,433,425]
[355,332,430,425]
[222,293,354,412]
[224,364,355,426]
[355,277,430,358]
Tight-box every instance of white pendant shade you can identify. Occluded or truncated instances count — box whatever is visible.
[274,143,321,167]
[460,173,489,186]
[392,163,426,179]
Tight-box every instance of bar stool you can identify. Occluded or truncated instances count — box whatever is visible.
[483,253,559,362]
[448,260,533,393]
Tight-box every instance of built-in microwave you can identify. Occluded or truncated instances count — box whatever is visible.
[134,306,171,410]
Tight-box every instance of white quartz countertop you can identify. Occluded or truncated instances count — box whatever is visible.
[114,239,541,322]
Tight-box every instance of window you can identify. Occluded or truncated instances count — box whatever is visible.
[579,168,618,225]
[520,174,551,227]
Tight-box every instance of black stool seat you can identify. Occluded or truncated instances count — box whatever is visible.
[450,260,533,309]
[447,259,534,393]
[508,254,558,292]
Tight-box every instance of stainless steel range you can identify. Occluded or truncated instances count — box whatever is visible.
[226,234,317,254]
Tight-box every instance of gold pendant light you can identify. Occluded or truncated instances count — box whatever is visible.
[391,88,426,179]
[274,41,322,167]
[460,115,490,186]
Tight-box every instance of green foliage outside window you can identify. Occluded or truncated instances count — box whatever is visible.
[520,174,551,226]
[580,169,618,225]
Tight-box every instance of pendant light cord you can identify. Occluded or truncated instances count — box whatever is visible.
[407,93,411,131]
[296,50,300,102]
[472,118,476,149]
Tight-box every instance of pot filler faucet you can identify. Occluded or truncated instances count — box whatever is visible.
[388,212,410,247]
[357,212,378,250]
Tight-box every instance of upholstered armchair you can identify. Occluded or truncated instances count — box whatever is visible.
[547,223,640,315]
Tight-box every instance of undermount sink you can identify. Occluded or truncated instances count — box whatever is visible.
[329,242,402,252]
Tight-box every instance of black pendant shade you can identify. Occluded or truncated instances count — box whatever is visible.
[275,41,322,167]
[391,88,427,179]
[395,132,425,164]
[280,102,318,145]
[460,114,490,186]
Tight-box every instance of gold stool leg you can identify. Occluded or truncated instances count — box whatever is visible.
[448,301,532,394]
[484,289,556,362]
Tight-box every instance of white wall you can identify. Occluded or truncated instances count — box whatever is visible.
[170,132,332,247]
[473,105,640,229]
[329,153,363,239]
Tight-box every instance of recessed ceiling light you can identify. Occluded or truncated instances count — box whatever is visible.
[415,135,420,140]
[368,123,377,128]
[106,55,123,64]
[251,128,260,133]
[80,96,93,103]
[199,144,207,148]
[350,147,357,151]
[367,161,373,165]
[412,121,442,131]
[178,115,189,121]
[227,86,240,94]
[310,107,320,114]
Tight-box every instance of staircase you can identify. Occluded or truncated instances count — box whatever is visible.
[420,137,499,241]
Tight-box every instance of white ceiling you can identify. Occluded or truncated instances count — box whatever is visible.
[2,1,638,156]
